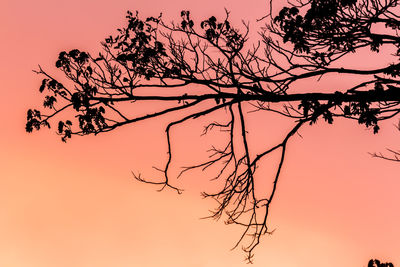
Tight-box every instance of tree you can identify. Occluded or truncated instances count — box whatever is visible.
[26,0,400,262]
[368,259,395,267]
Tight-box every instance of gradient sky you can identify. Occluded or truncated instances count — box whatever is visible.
[1,0,399,266]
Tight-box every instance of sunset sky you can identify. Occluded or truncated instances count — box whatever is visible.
[1,0,399,266]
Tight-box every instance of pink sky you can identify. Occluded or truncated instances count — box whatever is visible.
[1,0,399,266]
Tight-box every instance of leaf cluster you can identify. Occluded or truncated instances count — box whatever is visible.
[26,109,49,133]
[273,0,393,56]
[368,259,394,267]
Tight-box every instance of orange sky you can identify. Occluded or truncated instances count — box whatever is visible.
[1,0,399,266]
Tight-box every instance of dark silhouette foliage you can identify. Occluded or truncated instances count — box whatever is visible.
[369,259,395,267]
[27,0,399,262]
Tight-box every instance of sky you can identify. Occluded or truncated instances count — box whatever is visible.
[1,0,399,266]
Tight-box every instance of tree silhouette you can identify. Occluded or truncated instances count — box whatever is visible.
[27,0,399,262]
[368,259,395,267]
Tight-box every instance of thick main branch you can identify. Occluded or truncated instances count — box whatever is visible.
[91,89,400,103]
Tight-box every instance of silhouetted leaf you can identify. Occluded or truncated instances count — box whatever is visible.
[58,121,64,134]
[68,49,80,59]
[39,79,47,93]
[181,20,187,29]
[27,109,33,120]
[87,66,93,75]
[71,93,82,111]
